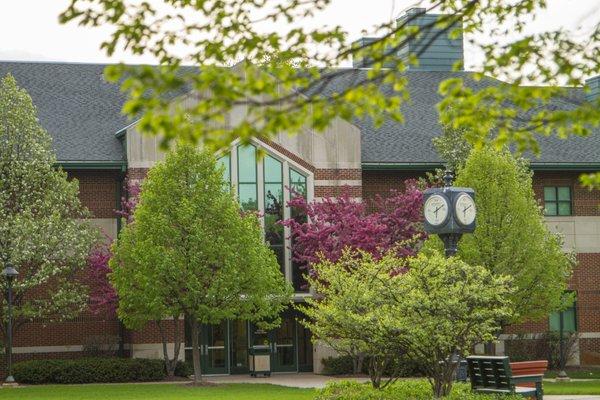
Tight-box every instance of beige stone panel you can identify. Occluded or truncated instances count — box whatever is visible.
[575,235,600,253]
[89,218,118,240]
[545,218,575,235]
[576,220,599,236]
[313,341,340,375]
[132,343,184,361]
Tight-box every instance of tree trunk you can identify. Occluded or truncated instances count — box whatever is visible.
[117,320,126,357]
[368,356,383,389]
[432,363,456,398]
[190,318,203,385]
[157,317,183,378]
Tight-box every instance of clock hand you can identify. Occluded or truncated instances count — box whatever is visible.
[463,205,472,213]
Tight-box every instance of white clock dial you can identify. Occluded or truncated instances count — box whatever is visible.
[424,194,449,226]
[454,193,476,226]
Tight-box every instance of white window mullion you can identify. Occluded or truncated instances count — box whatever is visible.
[283,160,292,284]
[257,156,265,231]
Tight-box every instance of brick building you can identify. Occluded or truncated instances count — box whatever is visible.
[1,8,599,374]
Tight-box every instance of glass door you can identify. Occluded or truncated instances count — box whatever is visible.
[270,316,297,372]
[201,321,229,375]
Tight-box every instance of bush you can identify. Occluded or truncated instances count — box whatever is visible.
[505,331,579,369]
[14,357,166,384]
[315,380,522,400]
[322,355,355,375]
[82,335,120,357]
[174,360,194,377]
[321,355,424,377]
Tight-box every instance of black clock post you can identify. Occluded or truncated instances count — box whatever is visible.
[423,170,476,257]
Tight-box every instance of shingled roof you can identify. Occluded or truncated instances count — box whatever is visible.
[319,69,600,168]
[0,61,128,164]
[0,61,598,168]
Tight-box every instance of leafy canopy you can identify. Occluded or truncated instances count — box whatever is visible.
[0,74,97,334]
[397,252,513,397]
[299,250,410,389]
[283,184,425,270]
[453,147,574,323]
[302,249,512,395]
[59,1,599,157]
[109,144,292,381]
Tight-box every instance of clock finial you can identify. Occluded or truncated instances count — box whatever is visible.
[443,169,454,187]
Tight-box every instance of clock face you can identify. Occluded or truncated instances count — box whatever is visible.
[454,193,476,226]
[424,194,449,226]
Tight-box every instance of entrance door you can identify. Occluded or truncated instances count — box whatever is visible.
[201,321,229,375]
[270,315,297,372]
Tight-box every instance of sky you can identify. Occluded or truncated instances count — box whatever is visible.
[0,0,598,70]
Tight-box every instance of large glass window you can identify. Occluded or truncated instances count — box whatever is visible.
[217,153,231,190]
[237,145,258,210]
[264,155,285,274]
[544,186,572,216]
[290,168,309,292]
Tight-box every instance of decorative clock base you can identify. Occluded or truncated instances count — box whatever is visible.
[440,232,463,257]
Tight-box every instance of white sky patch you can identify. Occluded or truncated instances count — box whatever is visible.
[0,0,598,72]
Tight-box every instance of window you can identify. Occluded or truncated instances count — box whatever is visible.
[290,168,309,292]
[216,153,231,190]
[237,145,257,210]
[264,155,285,274]
[549,292,577,333]
[544,186,572,216]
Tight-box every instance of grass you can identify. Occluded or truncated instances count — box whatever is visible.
[4,379,600,399]
[0,383,315,400]
[545,368,600,379]
[543,380,600,395]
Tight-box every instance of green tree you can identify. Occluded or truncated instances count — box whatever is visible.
[0,74,97,346]
[300,250,409,389]
[398,252,513,398]
[110,144,292,384]
[453,147,574,323]
[59,1,599,157]
[302,248,512,397]
[432,124,473,173]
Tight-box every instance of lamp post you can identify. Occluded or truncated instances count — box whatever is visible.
[2,263,18,386]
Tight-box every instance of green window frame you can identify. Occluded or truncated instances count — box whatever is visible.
[544,186,572,216]
[549,292,577,333]
[237,144,258,211]
[264,155,285,274]
[289,168,309,293]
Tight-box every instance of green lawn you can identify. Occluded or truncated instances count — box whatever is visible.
[545,368,600,379]
[544,380,600,395]
[0,383,315,400]
[4,380,600,399]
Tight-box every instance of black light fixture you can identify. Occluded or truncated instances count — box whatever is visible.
[2,262,18,385]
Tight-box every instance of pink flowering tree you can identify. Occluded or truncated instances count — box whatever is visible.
[282,180,426,277]
[86,180,140,317]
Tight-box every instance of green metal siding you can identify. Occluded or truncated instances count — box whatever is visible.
[586,76,600,102]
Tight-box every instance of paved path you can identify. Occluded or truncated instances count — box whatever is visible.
[206,372,369,388]
[206,373,600,399]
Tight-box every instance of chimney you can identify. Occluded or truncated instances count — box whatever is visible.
[351,37,379,68]
[396,7,464,71]
[586,75,600,102]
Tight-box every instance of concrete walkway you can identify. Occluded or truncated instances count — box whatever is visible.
[205,373,600,400]
[205,372,369,388]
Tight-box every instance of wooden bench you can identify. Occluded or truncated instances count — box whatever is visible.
[466,356,543,400]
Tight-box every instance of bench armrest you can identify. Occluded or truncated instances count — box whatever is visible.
[510,374,544,384]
